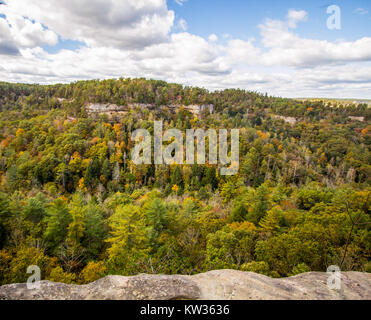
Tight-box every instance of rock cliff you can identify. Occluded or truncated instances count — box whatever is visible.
[0,270,370,300]
[85,103,214,117]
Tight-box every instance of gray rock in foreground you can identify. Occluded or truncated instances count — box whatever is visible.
[0,270,370,300]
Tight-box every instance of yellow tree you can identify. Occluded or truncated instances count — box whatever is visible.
[106,205,149,274]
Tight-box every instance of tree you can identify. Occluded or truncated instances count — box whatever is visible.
[259,206,285,236]
[203,167,218,190]
[44,198,72,255]
[79,261,107,284]
[102,159,112,183]
[55,163,73,192]
[23,193,48,224]
[220,177,244,203]
[229,201,249,223]
[66,193,86,254]
[247,184,270,225]
[296,185,333,210]
[3,247,57,285]
[143,198,168,251]
[241,147,261,186]
[81,201,107,261]
[47,266,76,284]
[205,222,257,270]
[171,166,184,194]
[106,205,149,274]
[0,193,10,249]
[241,261,271,276]
[84,158,100,191]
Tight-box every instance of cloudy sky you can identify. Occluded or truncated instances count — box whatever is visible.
[0,0,371,98]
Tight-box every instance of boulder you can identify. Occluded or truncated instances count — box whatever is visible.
[0,270,370,300]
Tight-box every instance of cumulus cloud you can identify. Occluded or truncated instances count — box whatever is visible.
[2,0,174,49]
[1,43,371,98]
[0,11,58,54]
[258,13,371,67]
[208,34,218,42]
[287,9,308,28]
[0,31,230,84]
[223,39,260,65]
[127,32,230,76]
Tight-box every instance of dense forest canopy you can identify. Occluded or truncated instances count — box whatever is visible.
[0,78,369,285]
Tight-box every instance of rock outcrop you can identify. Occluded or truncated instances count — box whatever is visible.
[0,270,370,300]
[348,116,365,122]
[86,103,214,118]
[272,115,297,125]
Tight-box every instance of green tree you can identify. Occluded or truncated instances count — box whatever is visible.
[229,201,249,223]
[106,205,149,274]
[44,198,72,255]
[0,193,10,249]
[66,193,87,254]
[247,184,270,225]
[143,198,168,251]
[23,193,48,224]
[81,201,107,261]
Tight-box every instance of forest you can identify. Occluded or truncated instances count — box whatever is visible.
[0,78,370,285]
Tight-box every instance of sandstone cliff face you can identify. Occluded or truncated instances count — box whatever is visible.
[85,103,214,117]
[0,270,370,300]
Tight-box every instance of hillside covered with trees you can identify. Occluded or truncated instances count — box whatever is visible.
[0,78,370,285]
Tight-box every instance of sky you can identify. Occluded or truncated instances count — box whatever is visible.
[0,0,371,99]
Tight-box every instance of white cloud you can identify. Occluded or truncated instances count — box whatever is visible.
[129,32,230,76]
[354,8,368,15]
[223,39,260,65]
[174,0,188,6]
[258,15,371,67]
[1,43,371,98]
[2,0,174,49]
[0,12,58,55]
[0,31,230,83]
[287,9,308,28]
[208,34,218,42]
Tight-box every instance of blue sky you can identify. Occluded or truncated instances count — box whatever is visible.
[168,0,370,41]
[1,0,371,98]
